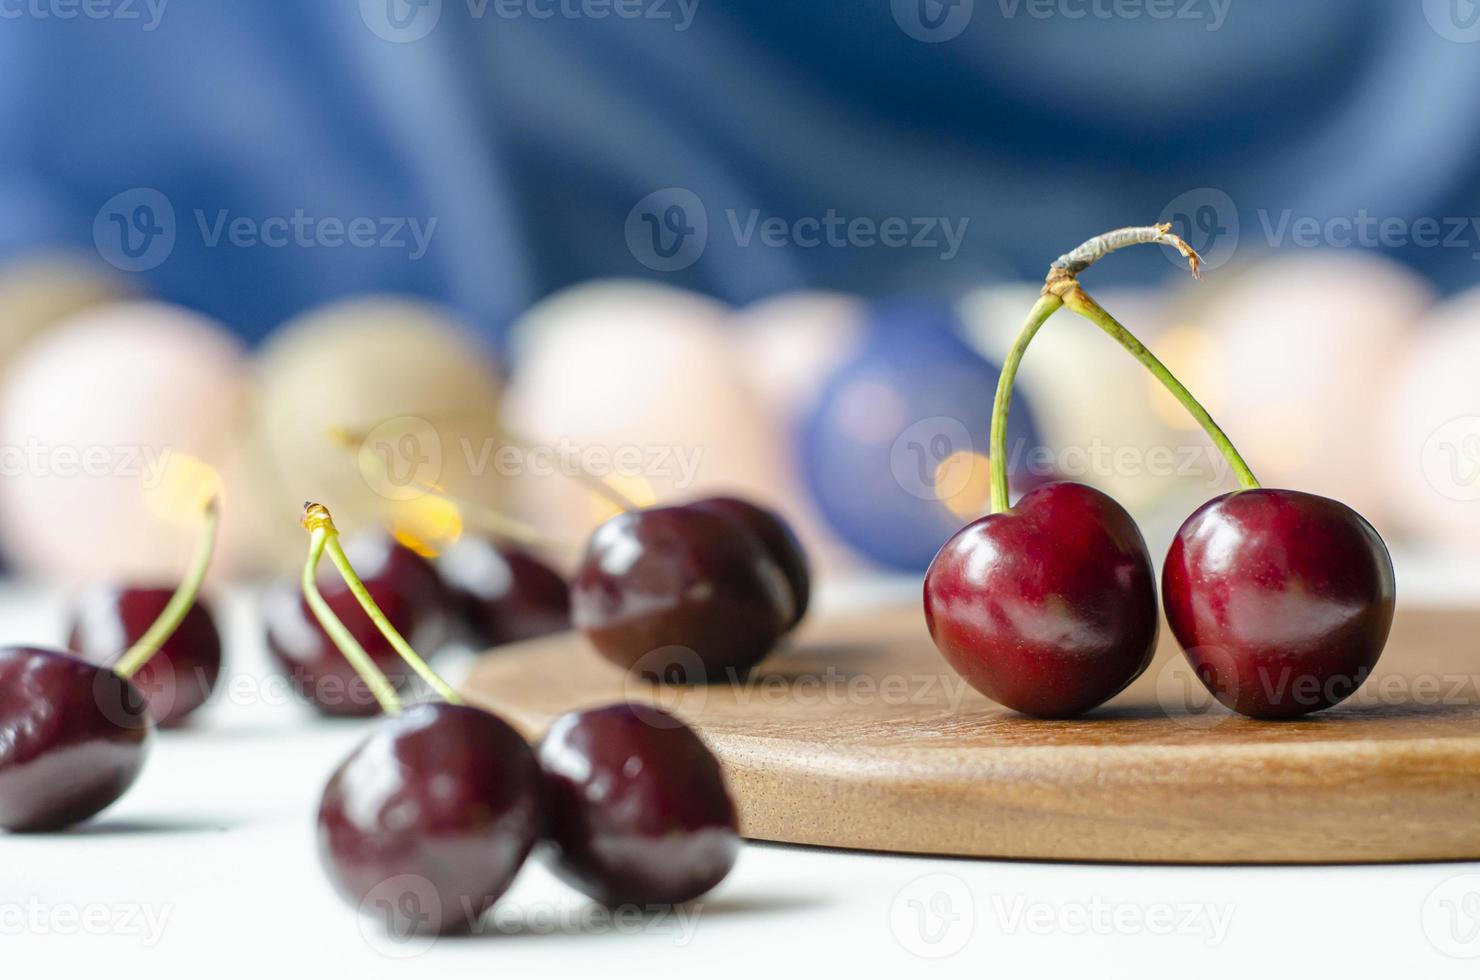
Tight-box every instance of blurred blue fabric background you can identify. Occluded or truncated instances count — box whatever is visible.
[3,0,1480,348]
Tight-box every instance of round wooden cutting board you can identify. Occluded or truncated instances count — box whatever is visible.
[461,605,1480,864]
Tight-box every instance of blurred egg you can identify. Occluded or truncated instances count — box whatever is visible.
[731,291,867,426]
[245,295,503,567]
[503,280,785,545]
[1194,252,1433,530]
[0,254,134,374]
[958,283,1223,530]
[0,301,249,580]
[1383,288,1480,552]
[799,298,1040,571]
[730,290,873,576]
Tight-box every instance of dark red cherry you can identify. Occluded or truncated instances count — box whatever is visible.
[538,702,738,907]
[437,536,570,648]
[689,496,810,631]
[0,646,152,831]
[317,703,542,935]
[923,481,1159,718]
[1163,489,1396,719]
[264,534,446,717]
[571,507,794,681]
[66,586,222,727]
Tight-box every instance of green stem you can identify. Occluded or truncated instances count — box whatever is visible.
[114,498,220,680]
[323,535,463,705]
[1062,287,1260,490]
[989,294,1064,513]
[302,524,403,715]
[301,502,463,706]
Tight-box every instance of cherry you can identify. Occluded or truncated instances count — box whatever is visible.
[318,702,542,934]
[437,535,570,648]
[67,587,221,726]
[924,481,1158,717]
[1163,489,1396,719]
[538,702,738,907]
[0,647,151,831]
[689,496,810,631]
[571,505,794,681]
[265,532,448,717]
[0,494,218,831]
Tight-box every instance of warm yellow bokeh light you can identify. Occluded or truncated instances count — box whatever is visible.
[936,450,994,520]
[143,452,223,526]
[390,494,464,557]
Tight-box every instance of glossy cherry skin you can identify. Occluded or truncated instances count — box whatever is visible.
[265,534,448,717]
[689,496,810,631]
[0,646,152,831]
[318,703,542,935]
[572,506,794,682]
[67,587,222,726]
[923,482,1159,718]
[1163,489,1396,719]
[437,536,570,648]
[538,702,738,907]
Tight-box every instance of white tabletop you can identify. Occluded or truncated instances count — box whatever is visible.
[3,559,1480,979]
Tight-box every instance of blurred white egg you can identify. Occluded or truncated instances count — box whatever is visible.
[245,294,503,568]
[503,279,785,546]
[1194,252,1433,531]
[730,291,876,578]
[0,301,249,581]
[0,254,134,374]
[1383,288,1480,552]
[958,282,1226,523]
[731,290,866,427]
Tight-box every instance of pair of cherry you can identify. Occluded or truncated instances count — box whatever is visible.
[925,227,1396,720]
[571,496,811,681]
[299,506,737,935]
[265,530,571,717]
[0,499,221,831]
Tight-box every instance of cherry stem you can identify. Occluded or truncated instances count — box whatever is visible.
[1061,287,1259,491]
[493,422,639,512]
[989,294,1064,513]
[303,502,463,706]
[986,223,1258,511]
[301,522,403,715]
[114,497,220,680]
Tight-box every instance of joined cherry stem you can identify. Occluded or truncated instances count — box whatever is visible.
[301,502,463,707]
[114,496,220,680]
[301,521,403,715]
[986,224,1259,515]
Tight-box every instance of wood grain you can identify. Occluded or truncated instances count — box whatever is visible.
[462,605,1480,863]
